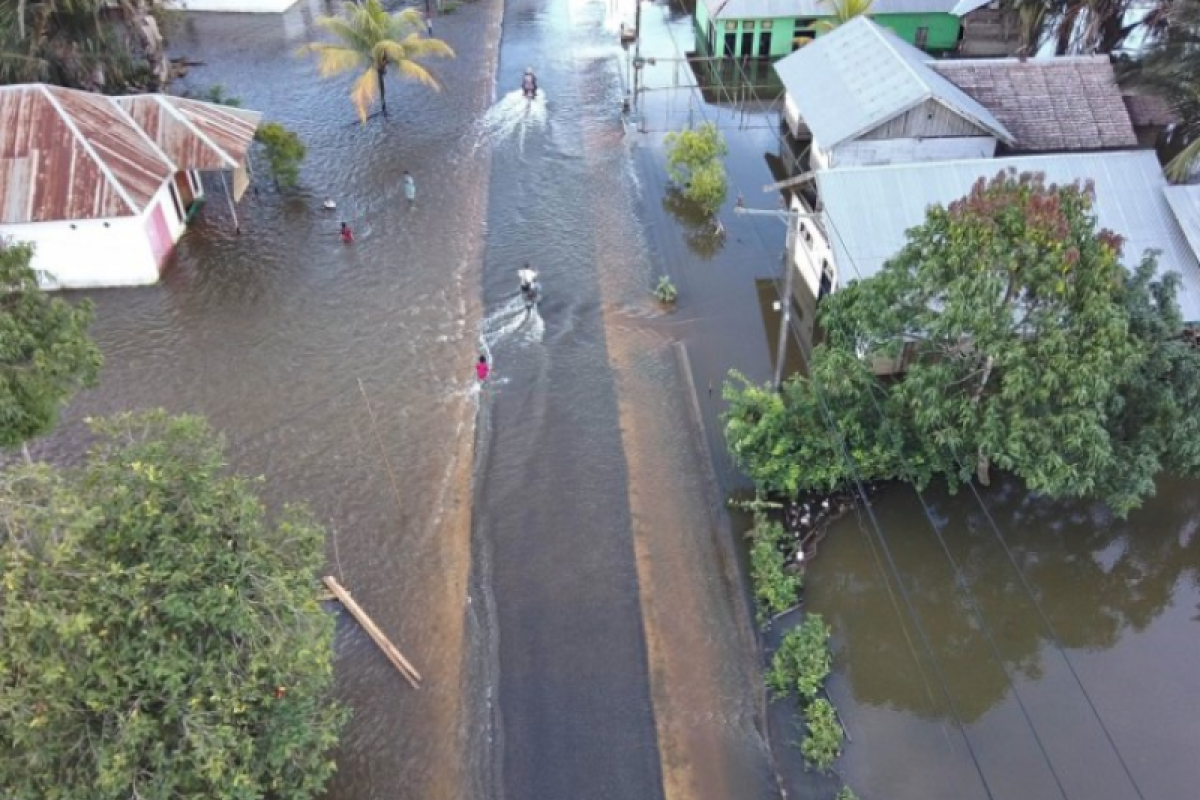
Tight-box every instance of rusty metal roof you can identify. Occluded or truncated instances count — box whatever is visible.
[114,95,262,171]
[0,84,175,223]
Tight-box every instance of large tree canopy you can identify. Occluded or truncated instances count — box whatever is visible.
[725,170,1200,515]
[0,411,347,800]
[0,240,101,450]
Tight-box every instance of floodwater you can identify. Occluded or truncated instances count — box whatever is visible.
[805,477,1200,800]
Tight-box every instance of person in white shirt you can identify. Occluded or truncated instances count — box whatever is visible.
[518,264,539,313]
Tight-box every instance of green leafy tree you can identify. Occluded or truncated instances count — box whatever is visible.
[255,122,307,190]
[748,514,801,623]
[298,0,454,123]
[0,239,101,452]
[0,411,348,800]
[728,170,1200,515]
[800,698,843,772]
[664,122,728,215]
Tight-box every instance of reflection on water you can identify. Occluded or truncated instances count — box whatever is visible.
[807,475,1200,800]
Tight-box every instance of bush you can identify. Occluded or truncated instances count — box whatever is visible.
[749,514,800,623]
[766,613,831,703]
[664,122,728,216]
[801,699,844,773]
[255,122,307,190]
[654,275,678,305]
[835,787,860,800]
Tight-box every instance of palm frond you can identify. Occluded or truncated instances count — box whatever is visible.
[350,68,378,123]
[299,42,366,77]
[393,58,440,90]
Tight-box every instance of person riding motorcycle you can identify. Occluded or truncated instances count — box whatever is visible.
[518,265,540,312]
[521,67,538,99]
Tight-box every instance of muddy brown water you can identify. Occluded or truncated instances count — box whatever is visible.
[28,0,1200,798]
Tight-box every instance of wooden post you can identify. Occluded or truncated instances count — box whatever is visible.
[220,169,240,233]
[323,575,422,689]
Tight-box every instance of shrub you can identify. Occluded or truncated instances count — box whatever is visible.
[654,275,678,305]
[801,699,844,773]
[749,514,800,623]
[835,787,860,800]
[766,613,831,702]
[255,122,307,190]
[664,122,728,216]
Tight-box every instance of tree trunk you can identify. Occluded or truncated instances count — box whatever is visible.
[377,65,387,118]
[18,0,25,39]
[976,448,991,486]
[1055,5,1080,54]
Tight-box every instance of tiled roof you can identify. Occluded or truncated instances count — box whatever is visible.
[0,84,175,223]
[774,17,1012,150]
[932,56,1138,151]
[815,151,1200,323]
[1122,93,1178,128]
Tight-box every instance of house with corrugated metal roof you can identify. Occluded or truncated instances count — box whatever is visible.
[784,152,1200,352]
[695,0,974,61]
[0,84,261,289]
[775,18,1141,169]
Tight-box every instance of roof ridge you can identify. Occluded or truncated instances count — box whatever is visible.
[108,95,178,172]
[38,85,142,216]
[821,148,1149,175]
[156,95,239,169]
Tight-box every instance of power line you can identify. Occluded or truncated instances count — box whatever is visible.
[646,14,1003,800]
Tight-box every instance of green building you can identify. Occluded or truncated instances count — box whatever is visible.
[694,0,980,60]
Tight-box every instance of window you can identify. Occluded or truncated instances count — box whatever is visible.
[915,26,929,49]
[725,21,737,31]
[761,20,772,30]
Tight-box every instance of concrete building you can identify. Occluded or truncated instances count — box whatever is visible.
[694,0,970,61]
[0,84,261,289]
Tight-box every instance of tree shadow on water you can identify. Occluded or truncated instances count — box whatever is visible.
[814,474,1200,723]
[662,186,726,260]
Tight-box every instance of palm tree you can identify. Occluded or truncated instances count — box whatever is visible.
[299,0,454,123]
[1118,0,1200,181]
[817,0,874,31]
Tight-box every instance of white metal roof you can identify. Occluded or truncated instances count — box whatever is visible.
[950,0,994,14]
[773,17,1013,151]
[815,150,1200,322]
[703,0,962,21]
[1162,186,1200,266]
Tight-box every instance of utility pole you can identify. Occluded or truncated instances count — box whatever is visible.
[734,201,819,391]
[633,0,642,111]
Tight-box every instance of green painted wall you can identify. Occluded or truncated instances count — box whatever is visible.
[693,12,961,60]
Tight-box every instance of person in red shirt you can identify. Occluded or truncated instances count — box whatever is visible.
[475,355,490,383]
[340,222,354,244]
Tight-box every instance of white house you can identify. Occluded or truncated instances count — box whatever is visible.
[0,84,261,289]
[166,0,299,13]
[774,18,1141,170]
[788,151,1200,326]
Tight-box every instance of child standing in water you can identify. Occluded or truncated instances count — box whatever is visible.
[340,222,354,244]
[475,355,490,383]
[403,171,416,209]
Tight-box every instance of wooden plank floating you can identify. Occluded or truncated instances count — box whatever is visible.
[323,575,422,689]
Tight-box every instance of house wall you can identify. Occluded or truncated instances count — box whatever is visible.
[788,197,837,299]
[859,99,989,139]
[0,178,189,290]
[700,12,961,60]
[168,0,298,12]
[1,216,159,289]
[833,136,996,166]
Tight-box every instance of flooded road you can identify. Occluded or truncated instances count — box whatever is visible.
[42,1,505,797]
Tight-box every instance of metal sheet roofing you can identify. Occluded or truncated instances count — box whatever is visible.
[1163,186,1200,270]
[773,17,1013,151]
[950,0,993,14]
[0,84,175,223]
[704,0,962,21]
[115,95,262,171]
[815,151,1200,322]
[932,56,1137,151]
